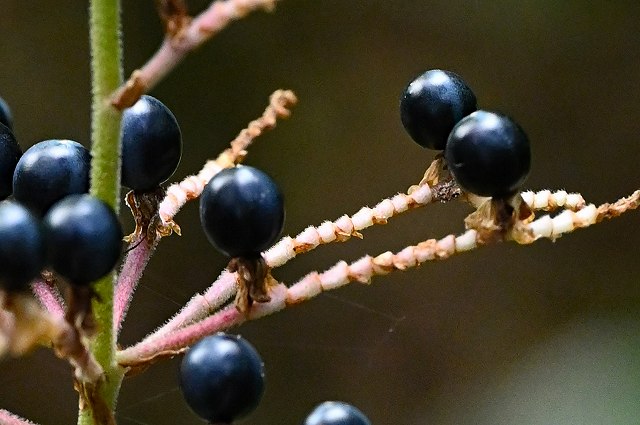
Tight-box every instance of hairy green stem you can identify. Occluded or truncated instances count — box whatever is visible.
[80,0,124,424]
[89,1,122,209]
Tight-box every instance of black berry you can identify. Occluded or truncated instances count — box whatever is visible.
[121,95,182,192]
[0,96,13,130]
[303,401,372,425]
[445,110,531,197]
[400,69,477,150]
[13,139,90,216]
[180,333,265,424]
[200,166,284,258]
[0,123,22,200]
[43,194,122,285]
[0,201,45,292]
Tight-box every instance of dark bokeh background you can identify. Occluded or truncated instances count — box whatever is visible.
[1,1,640,424]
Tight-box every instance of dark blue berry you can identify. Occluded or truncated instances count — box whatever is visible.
[445,110,531,197]
[121,95,182,192]
[200,166,284,258]
[400,69,477,150]
[303,401,372,425]
[0,96,13,130]
[43,194,122,285]
[180,333,265,424]
[0,201,45,292]
[13,139,90,216]
[0,123,22,200]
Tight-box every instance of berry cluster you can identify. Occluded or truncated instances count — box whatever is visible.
[400,69,531,199]
[0,94,187,294]
[180,333,371,425]
[2,99,121,292]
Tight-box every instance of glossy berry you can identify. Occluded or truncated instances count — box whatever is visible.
[0,123,22,200]
[303,401,372,425]
[200,166,284,258]
[121,95,182,192]
[0,201,45,292]
[445,110,531,197]
[43,194,122,285]
[400,69,477,150]
[13,139,90,216]
[0,96,12,129]
[180,333,265,424]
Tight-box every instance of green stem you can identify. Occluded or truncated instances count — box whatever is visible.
[89,0,122,209]
[80,0,124,424]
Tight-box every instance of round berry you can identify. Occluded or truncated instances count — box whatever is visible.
[13,139,90,216]
[445,110,531,197]
[0,123,22,200]
[180,333,265,424]
[400,69,477,150]
[0,201,45,292]
[200,166,284,258]
[43,194,122,285]
[303,401,372,425]
[0,96,13,130]
[121,95,182,192]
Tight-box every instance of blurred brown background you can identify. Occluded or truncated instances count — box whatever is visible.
[1,1,640,424]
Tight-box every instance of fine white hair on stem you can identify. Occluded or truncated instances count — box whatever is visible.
[30,279,65,318]
[141,270,237,342]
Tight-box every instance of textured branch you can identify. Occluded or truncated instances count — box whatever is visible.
[130,182,588,350]
[264,187,586,268]
[139,179,444,343]
[520,189,586,212]
[158,89,297,232]
[265,181,452,268]
[112,0,281,109]
[0,409,37,425]
[117,190,639,368]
